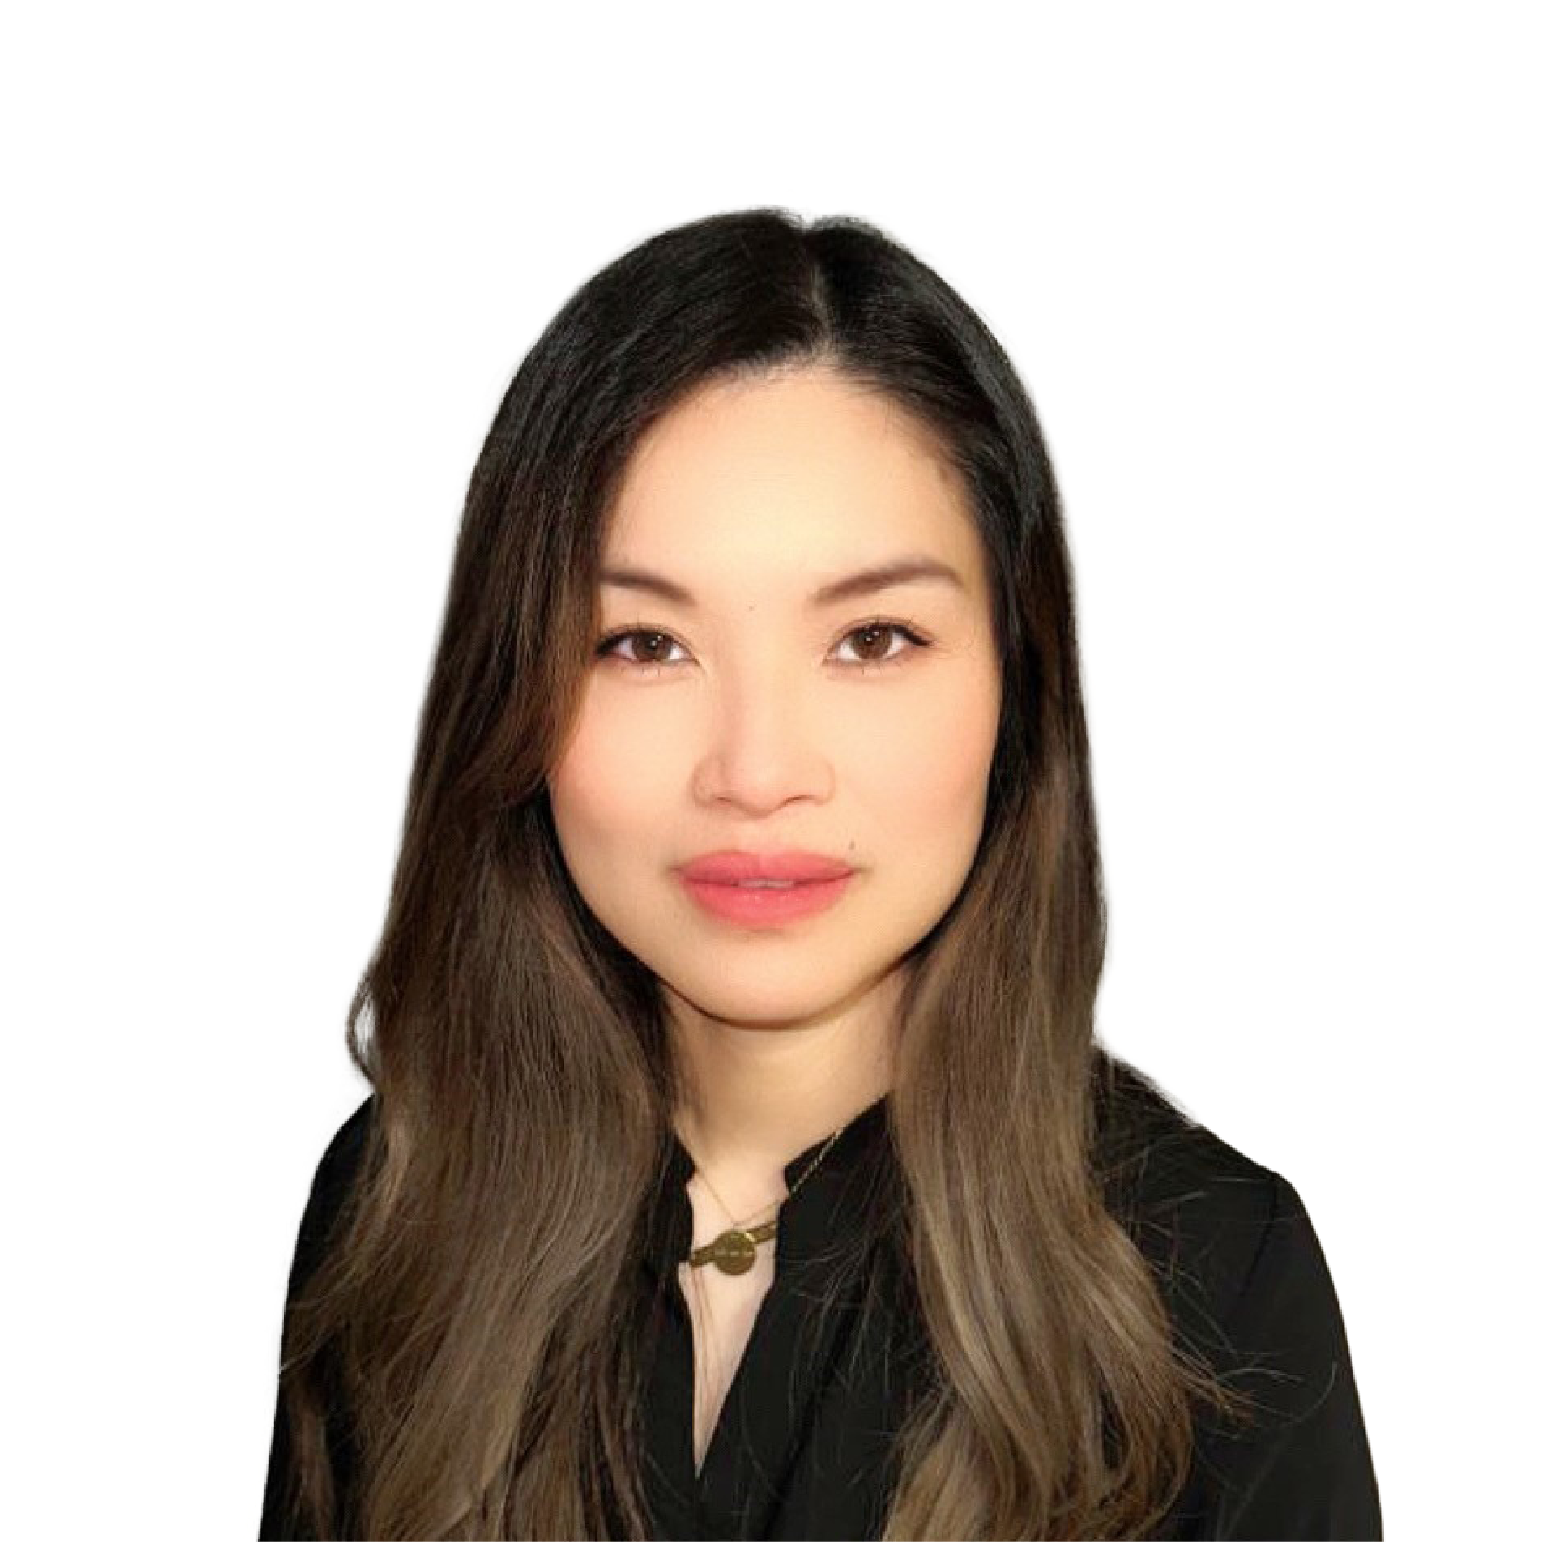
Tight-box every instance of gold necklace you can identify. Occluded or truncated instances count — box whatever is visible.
[683,1120,848,1275]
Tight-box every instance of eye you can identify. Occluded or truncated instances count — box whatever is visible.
[831,621,930,669]
[594,628,689,669]
[594,619,932,675]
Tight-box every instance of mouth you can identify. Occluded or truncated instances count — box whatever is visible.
[678,870,855,927]
[676,850,855,885]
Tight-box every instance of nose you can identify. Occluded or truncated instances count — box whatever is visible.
[691,659,833,813]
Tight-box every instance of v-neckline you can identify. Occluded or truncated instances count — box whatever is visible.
[678,1205,786,1486]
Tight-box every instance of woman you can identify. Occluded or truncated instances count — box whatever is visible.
[258,208,1381,1540]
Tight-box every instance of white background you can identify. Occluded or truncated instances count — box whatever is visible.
[4,5,1536,1537]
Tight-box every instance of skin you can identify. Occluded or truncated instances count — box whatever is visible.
[547,362,1002,1209]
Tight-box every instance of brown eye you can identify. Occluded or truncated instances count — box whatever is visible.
[834,622,929,669]
[595,629,686,668]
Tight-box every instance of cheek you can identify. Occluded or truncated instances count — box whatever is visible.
[548,695,681,848]
[855,677,999,825]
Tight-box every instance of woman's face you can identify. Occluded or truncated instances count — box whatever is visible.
[547,364,1002,1033]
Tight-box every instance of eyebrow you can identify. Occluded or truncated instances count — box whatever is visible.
[598,555,965,609]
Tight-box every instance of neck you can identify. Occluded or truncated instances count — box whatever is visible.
[665,968,902,1204]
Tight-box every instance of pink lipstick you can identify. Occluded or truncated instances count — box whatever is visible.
[677,849,855,927]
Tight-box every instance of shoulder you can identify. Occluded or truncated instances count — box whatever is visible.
[1094,1054,1382,1535]
[1093,1053,1287,1338]
[1091,1060,1356,1375]
[285,1093,376,1299]
[311,1093,375,1195]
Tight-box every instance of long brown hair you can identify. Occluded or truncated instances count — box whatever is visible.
[274,208,1256,1538]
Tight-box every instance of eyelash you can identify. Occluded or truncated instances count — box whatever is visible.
[594,618,933,677]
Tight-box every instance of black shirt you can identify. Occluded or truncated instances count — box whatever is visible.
[259,1085,1381,1539]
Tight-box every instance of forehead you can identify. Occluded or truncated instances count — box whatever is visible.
[602,367,979,579]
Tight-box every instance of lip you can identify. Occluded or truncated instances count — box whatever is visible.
[676,848,857,929]
[678,849,854,884]
[679,870,855,927]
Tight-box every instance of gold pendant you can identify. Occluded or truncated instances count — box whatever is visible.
[689,1221,775,1275]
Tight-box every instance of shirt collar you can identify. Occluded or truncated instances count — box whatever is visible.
[642,1092,892,1282]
